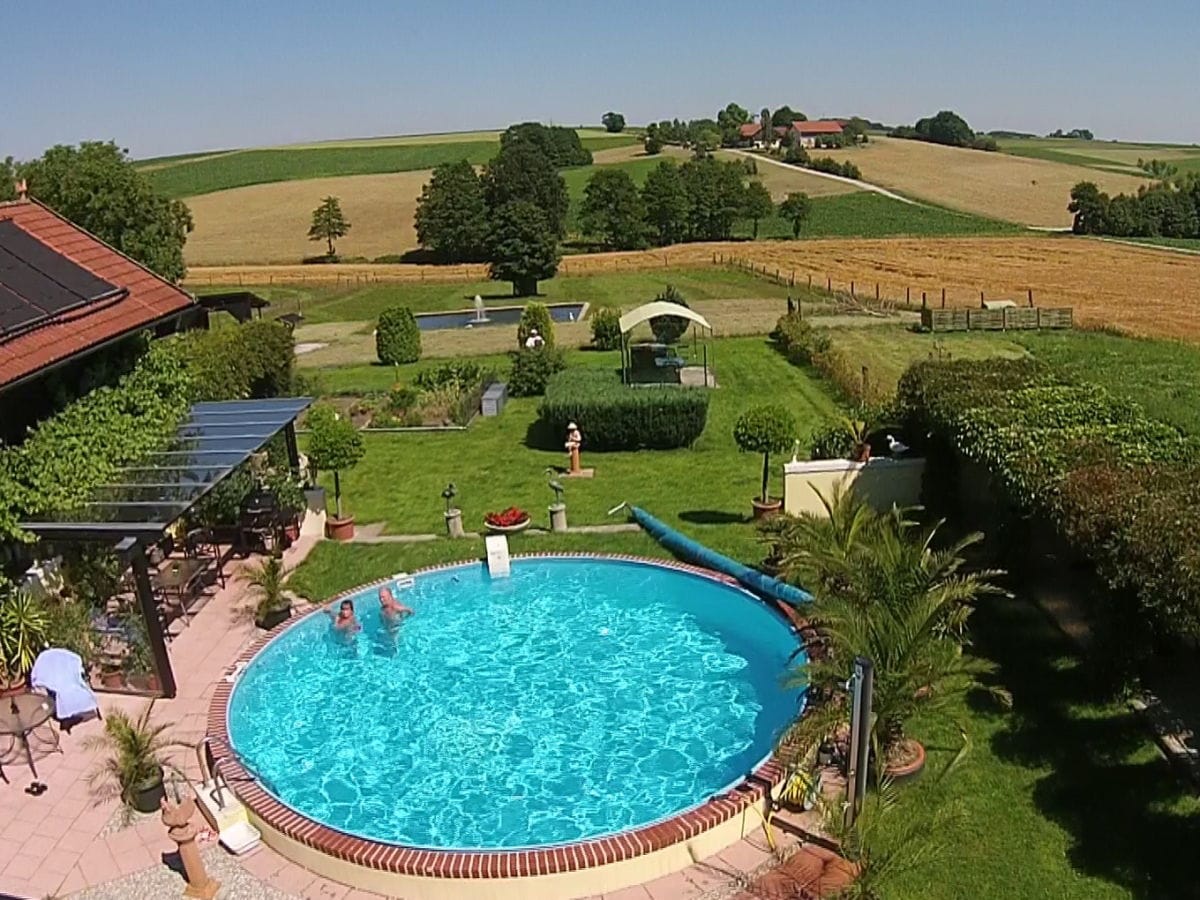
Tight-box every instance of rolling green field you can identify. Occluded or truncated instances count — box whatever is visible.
[198,267,796,325]
[996,136,1200,178]
[745,192,1025,240]
[147,133,637,198]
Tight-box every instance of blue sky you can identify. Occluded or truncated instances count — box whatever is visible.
[5,0,1197,159]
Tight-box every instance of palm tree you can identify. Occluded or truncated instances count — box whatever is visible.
[83,702,189,815]
[782,491,1005,762]
[248,555,289,626]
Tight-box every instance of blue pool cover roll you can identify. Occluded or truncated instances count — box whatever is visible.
[629,506,812,606]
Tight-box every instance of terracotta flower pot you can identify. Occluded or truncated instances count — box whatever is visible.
[883,738,926,784]
[751,498,783,519]
[325,515,356,541]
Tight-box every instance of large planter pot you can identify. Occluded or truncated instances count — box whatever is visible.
[326,515,356,541]
[883,738,926,784]
[751,498,783,520]
[485,517,531,535]
[131,767,166,814]
[255,605,291,631]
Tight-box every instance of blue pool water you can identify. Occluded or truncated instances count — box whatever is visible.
[415,303,585,331]
[227,557,803,850]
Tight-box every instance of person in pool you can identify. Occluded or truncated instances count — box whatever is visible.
[379,585,413,624]
[324,599,362,634]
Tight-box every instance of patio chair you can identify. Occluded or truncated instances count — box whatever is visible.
[29,648,101,733]
[185,527,226,588]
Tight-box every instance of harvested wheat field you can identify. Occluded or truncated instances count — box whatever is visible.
[185,170,431,265]
[818,137,1149,228]
[190,236,1200,342]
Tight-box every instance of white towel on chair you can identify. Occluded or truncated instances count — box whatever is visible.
[30,648,99,720]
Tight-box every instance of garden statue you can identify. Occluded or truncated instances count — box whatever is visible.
[442,482,465,538]
[565,422,583,474]
[546,469,568,532]
[161,787,220,899]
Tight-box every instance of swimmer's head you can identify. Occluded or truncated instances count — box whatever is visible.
[339,600,354,617]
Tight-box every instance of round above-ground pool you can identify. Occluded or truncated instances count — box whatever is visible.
[214,555,805,896]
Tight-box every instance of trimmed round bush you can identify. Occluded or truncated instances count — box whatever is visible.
[734,405,798,502]
[509,347,566,397]
[649,285,690,345]
[590,307,623,350]
[517,302,555,349]
[376,307,421,364]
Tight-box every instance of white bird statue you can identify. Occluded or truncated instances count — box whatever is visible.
[886,434,909,457]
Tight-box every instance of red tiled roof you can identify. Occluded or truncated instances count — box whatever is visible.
[0,199,195,389]
[738,122,763,138]
[792,120,844,135]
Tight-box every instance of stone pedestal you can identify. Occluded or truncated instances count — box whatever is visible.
[445,508,466,538]
[161,793,220,900]
[549,503,568,532]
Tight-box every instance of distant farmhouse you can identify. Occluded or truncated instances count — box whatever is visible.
[737,119,846,150]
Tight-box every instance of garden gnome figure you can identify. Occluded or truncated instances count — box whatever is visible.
[161,790,220,899]
[565,422,583,474]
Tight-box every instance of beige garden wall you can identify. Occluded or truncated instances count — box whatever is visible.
[782,457,925,517]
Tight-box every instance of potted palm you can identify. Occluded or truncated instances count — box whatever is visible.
[306,404,366,541]
[0,586,50,696]
[734,405,798,518]
[250,556,291,630]
[84,702,188,816]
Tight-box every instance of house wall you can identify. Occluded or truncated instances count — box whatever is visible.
[782,457,925,517]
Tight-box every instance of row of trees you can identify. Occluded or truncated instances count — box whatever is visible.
[889,110,998,152]
[644,103,811,153]
[580,159,812,249]
[2,143,193,281]
[1069,179,1200,238]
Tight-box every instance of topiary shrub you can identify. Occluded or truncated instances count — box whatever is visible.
[376,307,422,364]
[538,369,709,449]
[509,347,567,397]
[649,285,690,345]
[305,403,365,518]
[517,302,555,349]
[734,405,797,503]
[590,307,623,350]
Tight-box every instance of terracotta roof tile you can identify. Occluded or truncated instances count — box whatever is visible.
[792,120,844,135]
[0,199,195,389]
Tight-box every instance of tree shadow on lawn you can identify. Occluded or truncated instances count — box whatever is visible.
[972,593,1200,898]
[678,510,748,525]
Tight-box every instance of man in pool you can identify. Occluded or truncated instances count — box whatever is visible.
[379,585,413,624]
[324,599,362,634]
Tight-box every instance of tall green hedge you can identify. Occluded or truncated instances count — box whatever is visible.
[518,302,555,349]
[377,307,422,364]
[175,319,295,401]
[538,369,709,450]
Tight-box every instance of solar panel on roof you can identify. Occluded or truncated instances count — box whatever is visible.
[0,219,124,339]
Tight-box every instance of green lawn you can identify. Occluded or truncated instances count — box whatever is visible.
[146,133,636,198]
[307,336,840,561]
[1015,329,1200,434]
[746,193,1025,241]
[201,267,796,325]
[994,136,1200,178]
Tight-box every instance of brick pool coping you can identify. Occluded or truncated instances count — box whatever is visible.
[206,552,811,881]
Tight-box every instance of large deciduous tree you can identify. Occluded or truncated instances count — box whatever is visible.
[0,157,16,202]
[641,161,689,246]
[484,142,570,237]
[500,122,592,167]
[679,156,746,240]
[778,191,812,238]
[486,201,561,296]
[414,160,488,262]
[20,142,193,282]
[601,112,626,133]
[580,168,648,250]
[772,106,807,127]
[716,103,751,147]
[308,196,350,257]
[741,181,775,239]
[914,110,975,147]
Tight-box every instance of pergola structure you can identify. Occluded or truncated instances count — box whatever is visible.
[19,397,313,698]
[617,302,714,386]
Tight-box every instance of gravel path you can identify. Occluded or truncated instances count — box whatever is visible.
[70,846,299,900]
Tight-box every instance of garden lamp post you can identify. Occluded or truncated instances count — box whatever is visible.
[845,655,874,827]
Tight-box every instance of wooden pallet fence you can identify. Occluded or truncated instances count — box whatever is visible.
[921,307,1074,332]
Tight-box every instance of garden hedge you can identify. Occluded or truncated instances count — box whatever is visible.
[509,347,566,397]
[590,307,622,350]
[896,357,1200,649]
[538,369,709,450]
[376,307,422,364]
[518,303,555,349]
[176,319,295,402]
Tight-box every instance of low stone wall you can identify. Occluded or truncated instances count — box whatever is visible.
[782,457,925,517]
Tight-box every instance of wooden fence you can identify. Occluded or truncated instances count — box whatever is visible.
[920,307,1073,332]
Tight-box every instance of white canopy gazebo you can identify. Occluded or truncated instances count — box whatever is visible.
[618,302,713,386]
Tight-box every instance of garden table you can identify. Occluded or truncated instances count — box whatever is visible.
[153,557,211,624]
[0,692,60,783]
